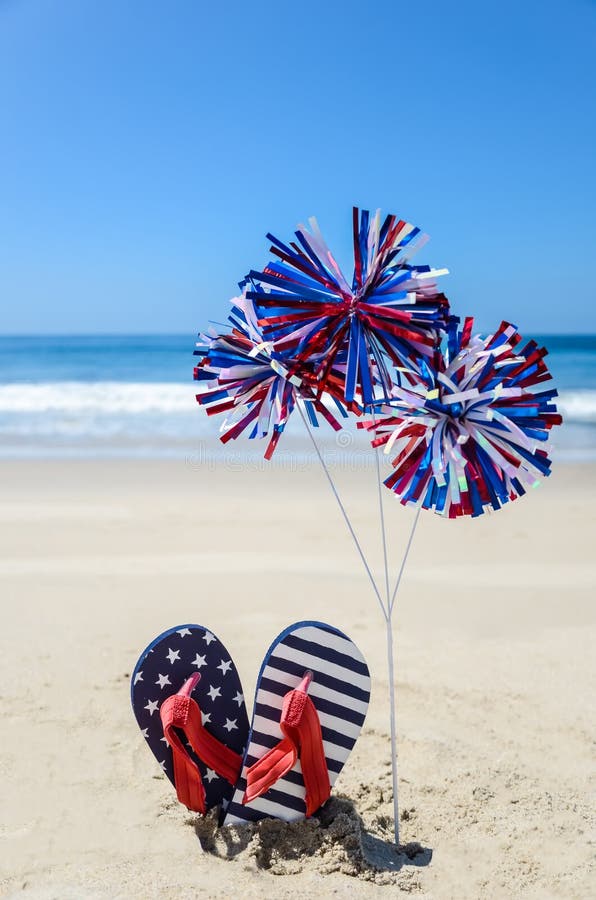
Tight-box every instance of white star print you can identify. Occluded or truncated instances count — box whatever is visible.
[155,673,171,689]
[223,718,238,733]
[159,760,166,771]
[233,691,244,707]
[207,684,221,702]
[177,628,192,637]
[204,768,218,783]
[217,659,232,676]
[160,736,169,746]
[166,648,180,665]
[191,653,207,669]
[144,699,159,716]
[141,728,148,737]
[201,710,211,725]
[133,671,143,685]
[202,631,216,645]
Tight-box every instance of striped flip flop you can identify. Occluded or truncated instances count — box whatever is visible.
[131,624,249,816]
[223,621,371,825]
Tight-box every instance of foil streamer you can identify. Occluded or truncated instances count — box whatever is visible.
[194,296,346,459]
[360,317,563,517]
[245,208,449,406]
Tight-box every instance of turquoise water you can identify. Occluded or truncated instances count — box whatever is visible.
[0,334,594,459]
[0,335,191,383]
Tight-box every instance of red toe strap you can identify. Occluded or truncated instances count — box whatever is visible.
[243,672,330,817]
[159,674,243,813]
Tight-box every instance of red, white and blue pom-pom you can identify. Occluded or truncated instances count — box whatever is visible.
[360,317,563,517]
[194,296,346,459]
[245,208,450,406]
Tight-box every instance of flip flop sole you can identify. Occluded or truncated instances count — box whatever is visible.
[131,624,249,812]
[223,620,371,825]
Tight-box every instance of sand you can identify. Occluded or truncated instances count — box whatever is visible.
[0,458,594,899]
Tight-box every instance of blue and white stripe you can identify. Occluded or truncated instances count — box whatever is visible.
[223,621,371,825]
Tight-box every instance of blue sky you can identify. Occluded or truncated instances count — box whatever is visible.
[1,0,594,335]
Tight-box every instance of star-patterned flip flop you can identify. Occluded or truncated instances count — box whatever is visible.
[131,624,249,816]
[222,620,371,825]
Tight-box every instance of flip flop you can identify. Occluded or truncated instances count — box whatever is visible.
[131,624,249,815]
[223,621,371,825]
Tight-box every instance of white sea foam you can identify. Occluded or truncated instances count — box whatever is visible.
[556,390,596,424]
[0,382,595,423]
[0,381,195,413]
[0,381,594,459]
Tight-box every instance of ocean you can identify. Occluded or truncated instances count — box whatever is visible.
[0,334,595,460]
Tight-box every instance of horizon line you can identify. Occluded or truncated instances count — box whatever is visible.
[2,330,596,339]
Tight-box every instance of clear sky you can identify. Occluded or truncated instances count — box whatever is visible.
[1,0,594,335]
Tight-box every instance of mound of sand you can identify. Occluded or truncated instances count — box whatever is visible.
[192,791,431,888]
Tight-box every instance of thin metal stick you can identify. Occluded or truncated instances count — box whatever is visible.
[389,505,421,615]
[370,410,401,842]
[386,615,400,845]
[386,505,421,845]
[298,403,387,622]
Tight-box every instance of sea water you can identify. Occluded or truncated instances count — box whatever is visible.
[0,334,594,460]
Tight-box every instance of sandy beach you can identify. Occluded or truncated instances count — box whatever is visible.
[1,458,594,899]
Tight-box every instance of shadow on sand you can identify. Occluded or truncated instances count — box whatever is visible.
[191,797,432,879]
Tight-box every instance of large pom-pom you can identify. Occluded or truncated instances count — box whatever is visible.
[245,207,449,406]
[194,296,345,459]
[361,317,563,517]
